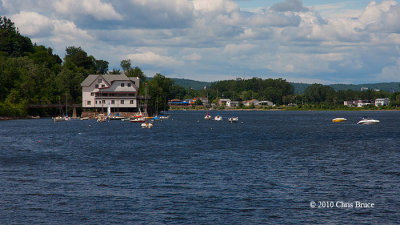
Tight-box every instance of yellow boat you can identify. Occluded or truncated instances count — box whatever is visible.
[332,118,347,123]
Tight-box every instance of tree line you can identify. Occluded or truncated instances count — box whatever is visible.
[0,16,146,117]
[1,16,400,117]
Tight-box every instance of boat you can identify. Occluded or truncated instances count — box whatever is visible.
[332,118,347,123]
[204,112,212,120]
[141,121,153,128]
[357,118,380,125]
[214,114,222,121]
[228,117,239,123]
[64,94,71,121]
[110,116,125,120]
[110,113,125,120]
[53,96,68,122]
[130,117,146,123]
[158,115,170,120]
[130,107,145,123]
[53,116,66,122]
[107,101,111,120]
[97,113,108,122]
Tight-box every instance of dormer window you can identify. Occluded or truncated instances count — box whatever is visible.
[98,79,102,83]
[121,83,125,87]
[128,83,131,87]
[102,84,105,88]
[95,84,99,88]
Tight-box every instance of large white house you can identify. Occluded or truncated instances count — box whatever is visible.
[81,74,140,111]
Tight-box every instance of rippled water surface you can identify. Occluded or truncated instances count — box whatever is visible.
[1,111,400,224]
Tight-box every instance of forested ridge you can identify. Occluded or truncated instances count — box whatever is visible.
[1,16,400,117]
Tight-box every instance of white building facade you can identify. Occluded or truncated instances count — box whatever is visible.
[375,98,390,107]
[81,74,140,111]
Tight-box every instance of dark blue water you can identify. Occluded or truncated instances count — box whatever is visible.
[1,111,400,224]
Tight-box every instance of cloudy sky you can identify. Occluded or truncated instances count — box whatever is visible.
[2,0,400,84]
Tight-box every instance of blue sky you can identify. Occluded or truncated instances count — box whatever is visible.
[1,0,400,84]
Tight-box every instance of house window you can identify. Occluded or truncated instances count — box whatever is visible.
[95,84,99,88]
[121,100,124,104]
[130,100,134,104]
[98,79,102,83]
[111,100,115,104]
[102,100,105,104]
[91,93,94,96]
[87,101,91,105]
[95,101,98,104]
[128,83,131,87]
[121,83,125,87]
[102,84,105,88]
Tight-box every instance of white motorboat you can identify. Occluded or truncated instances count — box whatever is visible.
[357,118,380,125]
[228,117,239,123]
[53,116,66,122]
[141,122,153,128]
[214,115,222,121]
[158,115,170,120]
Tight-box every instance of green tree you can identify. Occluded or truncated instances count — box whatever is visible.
[148,73,174,113]
[304,84,336,104]
[95,59,109,74]
[0,16,33,56]
[29,45,62,71]
[194,99,203,105]
[64,46,96,73]
[120,59,143,77]
[109,68,121,74]
[120,59,131,72]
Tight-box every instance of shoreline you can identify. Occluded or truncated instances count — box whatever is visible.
[168,108,400,112]
[0,116,41,121]
[2,108,399,120]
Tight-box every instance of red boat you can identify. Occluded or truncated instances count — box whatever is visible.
[130,117,146,123]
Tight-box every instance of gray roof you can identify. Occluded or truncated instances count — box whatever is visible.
[81,74,140,87]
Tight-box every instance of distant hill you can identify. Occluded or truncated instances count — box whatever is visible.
[171,78,211,90]
[291,82,400,94]
[167,77,400,94]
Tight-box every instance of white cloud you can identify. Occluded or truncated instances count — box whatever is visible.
[223,43,256,54]
[271,0,309,12]
[193,0,238,14]
[359,1,400,33]
[247,9,302,27]
[51,20,94,43]
[110,0,194,28]
[378,58,400,82]
[184,53,202,61]
[54,0,123,21]
[11,11,53,37]
[1,0,54,14]
[4,0,400,83]
[127,50,182,68]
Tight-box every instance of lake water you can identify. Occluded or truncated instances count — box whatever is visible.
[0,110,399,224]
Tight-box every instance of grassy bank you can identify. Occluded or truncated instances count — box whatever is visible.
[168,105,400,111]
